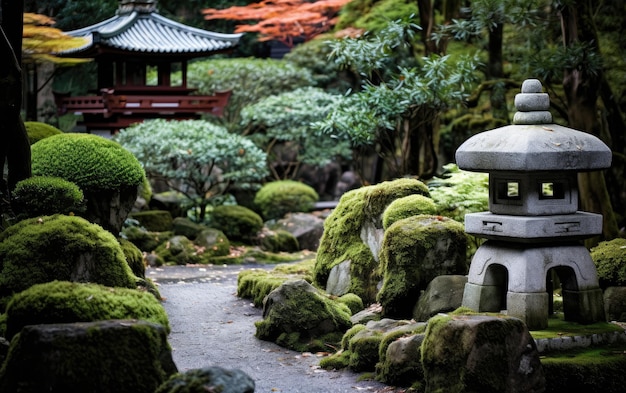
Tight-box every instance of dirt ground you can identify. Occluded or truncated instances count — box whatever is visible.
[149,264,405,393]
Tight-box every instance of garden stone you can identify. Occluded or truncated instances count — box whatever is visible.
[422,314,545,393]
[326,260,351,296]
[377,215,468,319]
[376,333,425,387]
[194,228,231,257]
[0,320,177,393]
[413,275,468,322]
[172,217,205,239]
[604,286,626,322]
[350,303,383,325]
[155,366,255,393]
[129,210,174,232]
[269,212,325,251]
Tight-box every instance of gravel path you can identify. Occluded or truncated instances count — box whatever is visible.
[148,265,400,393]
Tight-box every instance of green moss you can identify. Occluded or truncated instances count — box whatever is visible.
[171,217,205,239]
[153,236,204,265]
[31,133,146,192]
[315,178,430,303]
[382,194,438,230]
[253,180,319,220]
[119,238,145,279]
[11,176,85,219]
[336,293,364,314]
[0,215,137,310]
[121,226,172,252]
[258,229,300,253]
[211,205,263,241]
[3,280,169,339]
[128,210,174,232]
[529,314,623,340]
[590,238,626,288]
[155,367,254,393]
[24,121,62,145]
[319,349,351,369]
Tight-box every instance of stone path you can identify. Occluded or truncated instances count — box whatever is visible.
[148,265,403,393]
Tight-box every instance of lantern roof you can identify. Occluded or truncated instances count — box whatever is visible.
[455,79,612,172]
[59,0,241,58]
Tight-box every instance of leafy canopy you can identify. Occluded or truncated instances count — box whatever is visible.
[114,119,268,221]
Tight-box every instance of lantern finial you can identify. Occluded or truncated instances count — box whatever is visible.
[513,79,552,125]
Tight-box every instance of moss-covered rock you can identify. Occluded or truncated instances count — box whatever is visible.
[376,333,425,387]
[314,178,430,303]
[336,293,364,315]
[0,215,138,310]
[258,228,300,253]
[590,238,626,288]
[382,194,438,230]
[0,319,177,393]
[24,121,62,145]
[211,204,263,241]
[31,133,147,233]
[11,176,85,220]
[3,280,169,339]
[194,228,231,258]
[155,367,255,393]
[255,279,351,352]
[377,215,468,319]
[154,235,204,265]
[172,217,205,239]
[129,210,174,232]
[119,237,146,278]
[121,225,172,252]
[254,180,319,221]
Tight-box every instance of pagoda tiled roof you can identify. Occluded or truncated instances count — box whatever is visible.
[61,2,241,57]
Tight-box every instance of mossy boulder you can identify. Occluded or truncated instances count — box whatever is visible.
[258,228,300,253]
[121,225,172,252]
[31,133,147,233]
[314,178,431,303]
[194,228,231,258]
[211,205,263,241]
[376,333,425,387]
[421,314,545,393]
[155,367,255,393]
[255,279,351,352]
[119,237,146,278]
[254,180,319,220]
[3,280,169,339]
[590,237,626,288]
[382,194,438,230]
[154,235,204,265]
[24,121,62,145]
[172,217,206,239]
[0,215,138,310]
[11,176,85,220]
[0,319,177,393]
[129,210,174,232]
[377,215,468,319]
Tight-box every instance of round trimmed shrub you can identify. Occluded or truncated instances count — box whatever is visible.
[0,214,137,310]
[254,180,319,220]
[591,238,626,288]
[24,121,62,145]
[382,194,438,229]
[211,205,263,241]
[31,133,145,193]
[3,280,169,339]
[12,176,85,219]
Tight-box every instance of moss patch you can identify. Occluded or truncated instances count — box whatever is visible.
[590,237,626,288]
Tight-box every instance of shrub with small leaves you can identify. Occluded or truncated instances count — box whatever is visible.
[591,238,626,288]
[254,180,319,221]
[12,176,84,219]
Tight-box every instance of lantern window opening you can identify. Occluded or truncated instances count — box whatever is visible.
[538,181,565,200]
[495,180,522,203]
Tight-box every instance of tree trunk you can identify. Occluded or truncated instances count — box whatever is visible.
[487,23,508,122]
[560,2,619,243]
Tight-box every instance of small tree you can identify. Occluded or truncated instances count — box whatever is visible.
[114,119,268,222]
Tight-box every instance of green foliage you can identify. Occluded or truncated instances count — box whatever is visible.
[336,293,364,314]
[3,280,169,339]
[590,238,626,288]
[11,176,85,219]
[253,180,319,221]
[188,58,315,128]
[335,0,419,34]
[31,133,146,192]
[128,210,174,232]
[23,121,62,145]
[114,119,268,222]
[211,204,263,241]
[382,194,438,230]
[0,214,137,310]
[240,87,352,171]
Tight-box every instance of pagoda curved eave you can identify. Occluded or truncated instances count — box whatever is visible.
[62,44,235,60]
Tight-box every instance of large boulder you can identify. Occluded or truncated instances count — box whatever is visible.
[155,367,255,393]
[0,320,177,393]
[377,215,468,319]
[412,275,468,322]
[268,212,324,251]
[256,279,351,352]
[376,333,425,387]
[421,314,545,393]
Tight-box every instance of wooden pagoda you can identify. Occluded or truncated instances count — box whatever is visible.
[56,0,241,135]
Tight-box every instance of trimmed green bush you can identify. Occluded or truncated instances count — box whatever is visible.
[11,176,84,219]
[24,121,62,145]
[211,205,263,241]
[591,238,626,288]
[3,280,169,339]
[31,133,145,192]
[0,214,137,310]
[254,180,319,221]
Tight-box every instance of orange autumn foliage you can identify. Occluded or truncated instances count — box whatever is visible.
[202,0,351,47]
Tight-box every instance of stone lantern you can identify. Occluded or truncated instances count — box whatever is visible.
[455,79,611,329]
